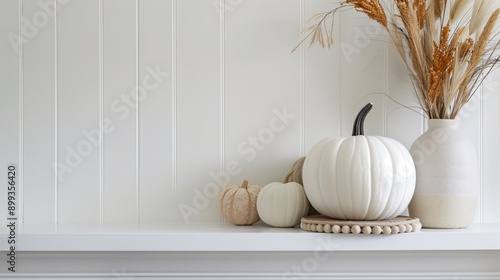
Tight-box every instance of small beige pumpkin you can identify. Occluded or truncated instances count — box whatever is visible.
[284,157,306,185]
[220,180,261,225]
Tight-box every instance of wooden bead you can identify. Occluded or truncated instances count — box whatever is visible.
[373,226,382,234]
[391,226,399,234]
[406,224,413,233]
[324,224,332,233]
[410,223,417,232]
[362,226,372,234]
[341,225,351,234]
[382,226,391,234]
[332,225,341,233]
[351,225,361,234]
[398,225,406,233]
[414,223,422,231]
[316,224,324,232]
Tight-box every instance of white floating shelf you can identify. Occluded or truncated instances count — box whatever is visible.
[1,222,500,279]
[2,222,500,252]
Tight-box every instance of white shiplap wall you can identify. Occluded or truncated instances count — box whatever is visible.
[1,0,499,225]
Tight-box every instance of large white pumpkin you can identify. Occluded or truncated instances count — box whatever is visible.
[257,182,309,227]
[303,103,416,220]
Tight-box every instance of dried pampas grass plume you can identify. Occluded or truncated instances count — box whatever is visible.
[450,0,471,23]
[294,0,500,119]
[469,0,496,35]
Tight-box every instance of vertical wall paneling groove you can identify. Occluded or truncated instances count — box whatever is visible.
[54,0,59,224]
[219,0,225,223]
[337,10,343,139]
[176,0,221,224]
[483,2,500,223]
[299,0,305,156]
[383,35,388,137]
[338,10,387,137]
[172,0,177,212]
[220,0,225,177]
[0,0,20,225]
[304,0,342,153]
[138,0,174,223]
[135,0,140,223]
[479,85,484,222]
[225,0,301,188]
[98,0,104,224]
[57,0,101,224]
[385,34,422,149]
[23,0,56,224]
[460,95,482,223]
[102,0,137,223]
[18,0,24,224]
[481,71,500,222]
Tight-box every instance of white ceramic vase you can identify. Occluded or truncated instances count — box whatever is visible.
[409,119,478,228]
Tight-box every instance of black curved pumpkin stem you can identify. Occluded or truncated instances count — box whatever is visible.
[352,103,373,136]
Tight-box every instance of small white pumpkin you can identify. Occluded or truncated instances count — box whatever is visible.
[220,180,261,225]
[257,181,309,228]
[303,103,416,220]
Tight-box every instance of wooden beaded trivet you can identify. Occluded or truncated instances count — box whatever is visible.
[300,215,421,234]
